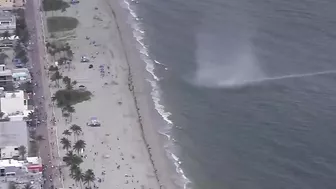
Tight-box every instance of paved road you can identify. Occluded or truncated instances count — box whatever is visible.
[25,1,64,189]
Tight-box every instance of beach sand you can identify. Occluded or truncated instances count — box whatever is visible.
[42,0,177,188]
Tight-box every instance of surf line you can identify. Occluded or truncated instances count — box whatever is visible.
[104,1,176,189]
[250,70,336,84]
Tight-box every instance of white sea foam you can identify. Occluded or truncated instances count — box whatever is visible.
[154,59,164,65]
[121,0,192,188]
[147,79,172,123]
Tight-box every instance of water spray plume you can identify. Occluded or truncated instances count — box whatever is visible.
[249,70,336,83]
[213,70,336,88]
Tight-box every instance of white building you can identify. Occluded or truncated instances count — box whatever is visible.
[0,146,19,159]
[0,90,31,120]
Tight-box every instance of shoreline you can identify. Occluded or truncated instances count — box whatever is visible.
[106,1,164,186]
[104,0,179,188]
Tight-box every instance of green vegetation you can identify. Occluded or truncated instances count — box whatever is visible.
[61,137,71,151]
[61,127,96,188]
[62,104,75,122]
[24,183,33,189]
[28,141,38,156]
[48,65,59,72]
[15,9,29,44]
[62,76,77,90]
[0,53,8,63]
[62,129,72,138]
[43,0,70,11]
[19,82,34,93]
[73,139,86,154]
[71,165,83,187]
[18,145,26,160]
[63,151,83,166]
[52,89,92,107]
[70,124,82,141]
[83,169,95,188]
[1,31,10,39]
[46,41,73,64]
[8,182,16,189]
[50,70,63,87]
[47,16,79,32]
[14,43,28,63]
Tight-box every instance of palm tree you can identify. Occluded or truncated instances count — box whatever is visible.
[8,181,16,189]
[18,145,26,159]
[46,42,51,49]
[23,183,33,189]
[48,65,58,72]
[65,104,76,122]
[62,104,75,122]
[83,169,95,188]
[27,111,34,121]
[50,70,63,87]
[34,135,45,155]
[48,49,56,60]
[62,76,77,90]
[73,139,86,155]
[62,76,71,86]
[69,164,80,176]
[62,129,72,138]
[62,151,83,166]
[62,150,75,166]
[71,167,84,188]
[2,31,10,39]
[71,80,77,86]
[70,124,82,141]
[60,137,71,151]
[66,105,75,122]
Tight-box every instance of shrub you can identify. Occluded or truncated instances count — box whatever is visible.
[53,89,92,107]
[47,16,78,32]
[43,0,70,11]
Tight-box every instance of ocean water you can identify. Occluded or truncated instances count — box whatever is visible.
[120,0,336,188]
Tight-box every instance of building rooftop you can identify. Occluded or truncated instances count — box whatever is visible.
[0,159,24,168]
[0,121,28,149]
[0,90,30,118]
[0,10,14,21]
[0,69,12,77]
[0,0,25,9]
[0,157,42,189]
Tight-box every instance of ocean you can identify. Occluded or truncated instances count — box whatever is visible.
[120,0,336,188]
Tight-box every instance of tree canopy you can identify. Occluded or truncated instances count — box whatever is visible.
[73,139,86,154]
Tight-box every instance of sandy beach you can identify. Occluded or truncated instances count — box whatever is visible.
[40,0,177,188]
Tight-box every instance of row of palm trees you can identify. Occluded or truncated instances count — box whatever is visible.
[49,67,78,89]
[60,125,95,188]
[49,69,77,122]
[25,112,46,157]
[50,70,63,87]
[46,42,73,68]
